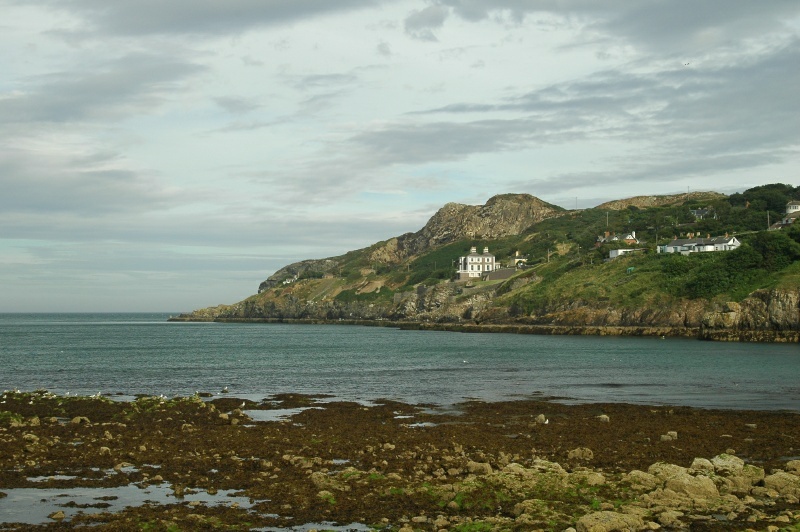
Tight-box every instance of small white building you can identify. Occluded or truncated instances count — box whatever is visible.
[657,235,741,255]
[609,248,646,259]
[769,201,800,230]
[456,246,499,280]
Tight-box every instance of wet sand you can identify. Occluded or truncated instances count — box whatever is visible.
[1,390,798,530]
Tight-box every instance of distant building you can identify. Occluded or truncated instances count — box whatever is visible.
[690,208,717,220]
[456,246,499,280]
[596,231,639,246]
[657,235,740,255]
[609,248,646,259]
[769,201,800,230]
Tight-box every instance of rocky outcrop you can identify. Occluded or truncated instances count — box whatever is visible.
[596,191,725,211]
[700,288,800,341]
[391,193,562,258]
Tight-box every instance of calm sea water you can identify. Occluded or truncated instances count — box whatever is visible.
[0,313,797,410]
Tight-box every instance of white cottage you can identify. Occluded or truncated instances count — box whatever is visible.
[456,246,498,280]
[657,235,741,255]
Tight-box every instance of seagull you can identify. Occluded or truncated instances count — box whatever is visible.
[240,402,246,409]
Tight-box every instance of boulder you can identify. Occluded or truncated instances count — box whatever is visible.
[665,472,719,500]
[568,447,594,461]
[711,454,744,476]
[625,470,660,492]
[648,462,687,481]
[576,511,645,532]
[690,458,714,474]
[726,464,765,494]
[466,461,493,475]
[763,472,800,498]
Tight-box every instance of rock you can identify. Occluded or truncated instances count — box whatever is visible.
[48,510,66,521]
[648,462,687,481]
[22,433,39,443]
[665,472,719,500]
[576,511,645,532]
[727,464,766,494]
[786,460,800,475]
[657,510,684,527]
[99,447,111,456]
[711,454,744,476]
[660,434,674,442]
[597,415,610,423]
[513,498,548,517]
[568,447,594,461]
[570,471,605,486]
[535,414,548,424]
[466,461,493,475]
[625,470,660,492]
[690,458,714,474]
[411,516,427,523]
[764,472,800,498]
[70,416,90,425]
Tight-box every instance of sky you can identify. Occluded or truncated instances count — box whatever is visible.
[1,1,799,313]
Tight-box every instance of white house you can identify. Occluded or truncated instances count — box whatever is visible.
[657,235,741,255]
[456,246,499,280]
[769,201,800,230]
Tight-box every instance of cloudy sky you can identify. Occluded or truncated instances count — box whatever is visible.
[2,1,799,312]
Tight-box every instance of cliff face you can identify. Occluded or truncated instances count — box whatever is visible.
[700,289,800,341]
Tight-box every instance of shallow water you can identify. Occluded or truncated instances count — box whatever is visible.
[0,484,254,525]
[0,313,798,410]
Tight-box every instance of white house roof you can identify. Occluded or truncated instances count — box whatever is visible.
[666,236,737,246]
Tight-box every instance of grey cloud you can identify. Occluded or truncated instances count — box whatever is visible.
[214,96,261,114]
[291,73,358,91]
[438,0,800,51]
[404,5,450,41]
[263,38,799,202]
[31,0,397,36]
[377,40,392,56]
[0,53,204,124]
[0,144,182,216]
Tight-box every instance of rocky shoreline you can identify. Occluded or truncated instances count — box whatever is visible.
[166,316,800,343]
[1,390,799,530]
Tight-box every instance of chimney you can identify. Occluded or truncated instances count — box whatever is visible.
[483,247,489,254]
[725,232,728,238]
[470,246,477,253]
[604,231,610,238]
[631,231,636,239]
[707,234,711,239]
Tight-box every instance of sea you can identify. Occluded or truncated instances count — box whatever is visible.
[0,313,798,411]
